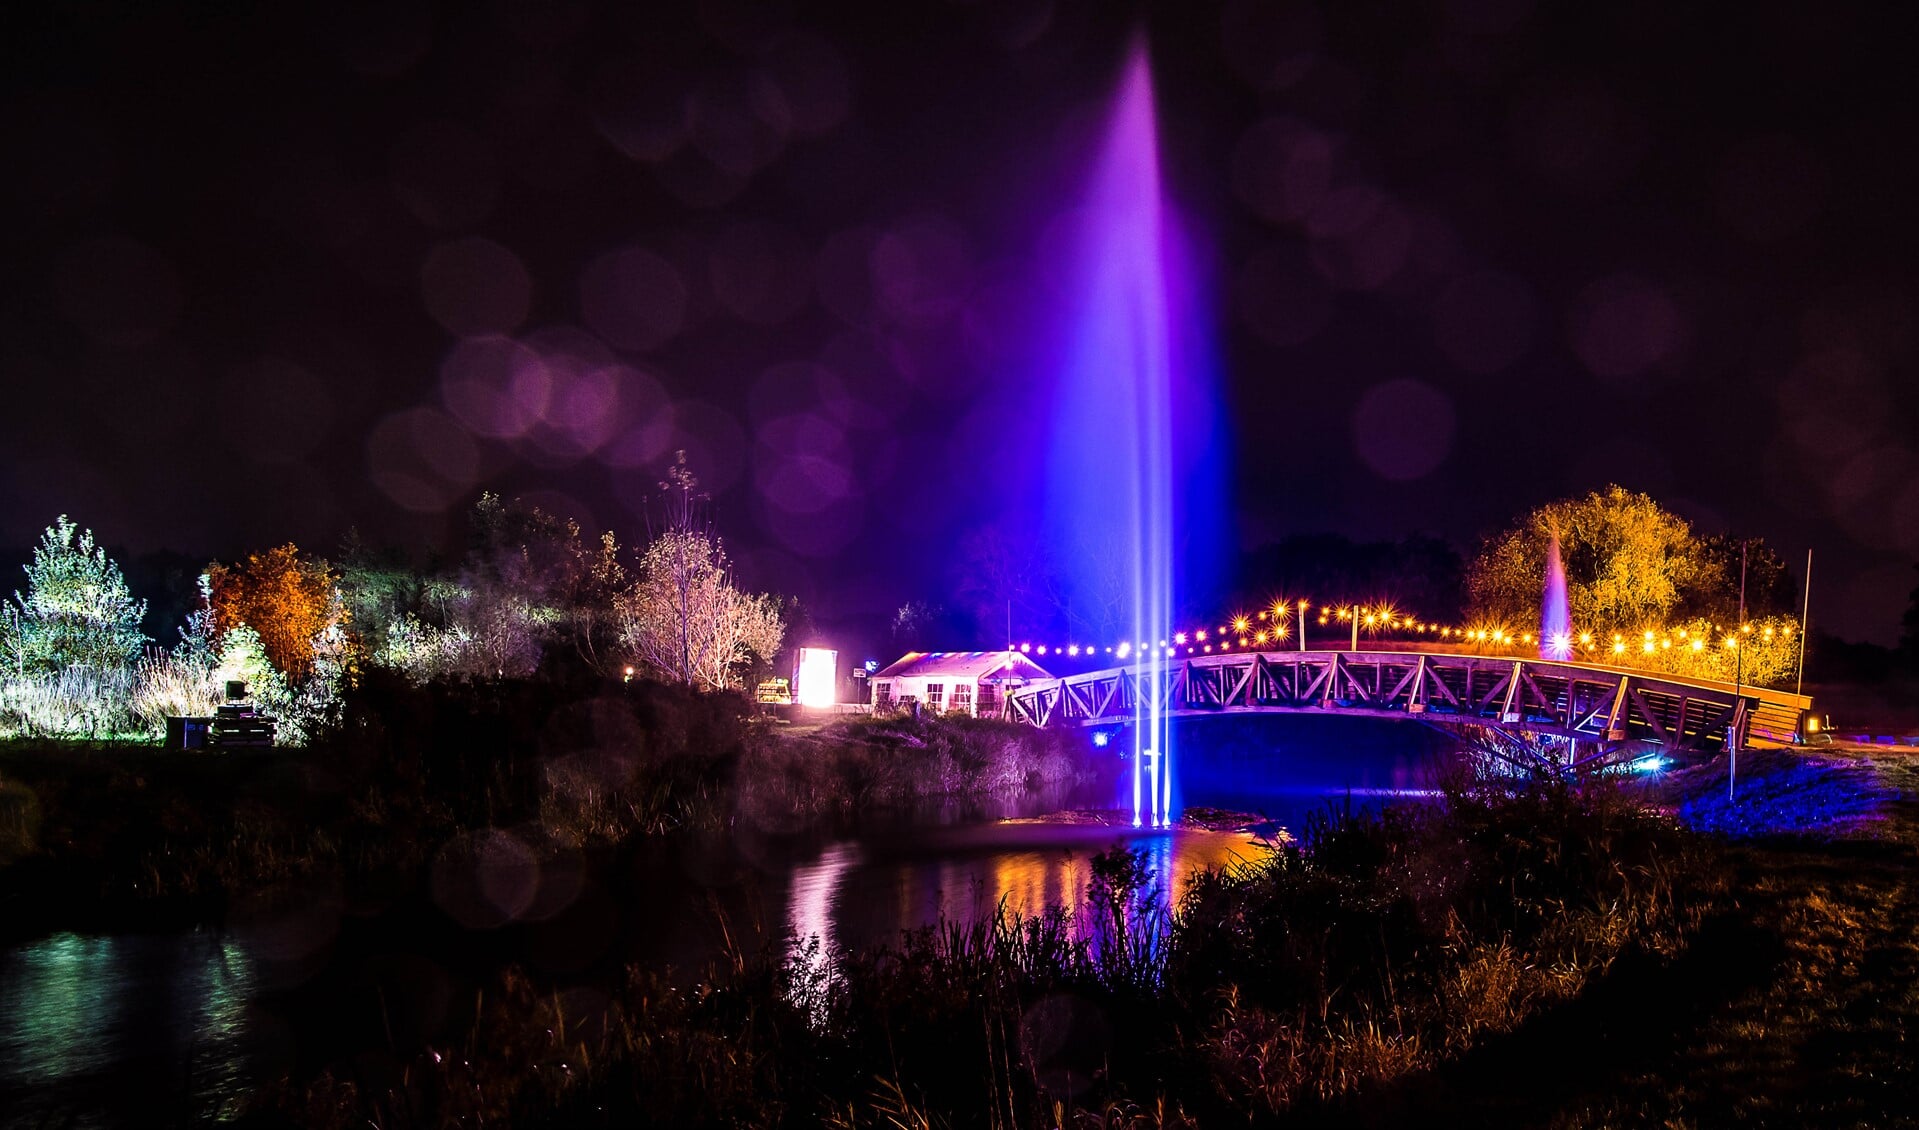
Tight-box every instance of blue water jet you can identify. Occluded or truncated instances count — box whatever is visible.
[1040,40,1224,827]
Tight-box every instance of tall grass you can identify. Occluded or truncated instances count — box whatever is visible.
[131,648,222,727]
[263,769,1719,1127]
[0,666,144,739]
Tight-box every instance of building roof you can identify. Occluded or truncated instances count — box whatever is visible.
[873,650,1053,681]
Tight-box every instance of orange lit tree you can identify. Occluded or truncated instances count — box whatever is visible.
[206,544,343,680]
[1469,486,1799,685]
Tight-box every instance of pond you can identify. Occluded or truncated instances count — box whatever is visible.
[0,715,1455,1127]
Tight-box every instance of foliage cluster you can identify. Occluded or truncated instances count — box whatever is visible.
[618,528,783,692]
[354,491,784,694]
[0,520,347,742]
[1469,486,1800,685]
[0,479,787,743]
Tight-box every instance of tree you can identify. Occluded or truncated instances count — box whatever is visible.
[891,600,945,652]
[363,495,632,683]
[619,528,784,692]
[335,528,423,662]
[953,524,1068,642]
[1468,487,1805,686]
[207,544,342,680]
[1684,533,1794,622]
[466,493,629,676]
[1471,487,1708,631]
[1,516,147,676]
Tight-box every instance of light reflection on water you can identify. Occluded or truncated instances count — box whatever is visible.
[0,929,256,1128]
[782,821,1269,962]
[0,722,1453,1126]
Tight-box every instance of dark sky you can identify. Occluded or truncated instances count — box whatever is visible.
[3,0,1916,646]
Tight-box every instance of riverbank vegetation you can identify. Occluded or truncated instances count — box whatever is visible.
[0,676,1098,941]
[258,768,1721,1128]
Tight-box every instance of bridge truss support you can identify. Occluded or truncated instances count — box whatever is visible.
[1004,649,1809,764]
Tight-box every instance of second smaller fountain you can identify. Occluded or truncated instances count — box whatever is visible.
[1541,527,1572,661]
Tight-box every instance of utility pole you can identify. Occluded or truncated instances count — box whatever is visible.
[1796,548,1812,696]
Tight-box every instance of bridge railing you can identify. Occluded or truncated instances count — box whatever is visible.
[1003,648,1811,755]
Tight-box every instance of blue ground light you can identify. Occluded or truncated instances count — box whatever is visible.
[1669,751,1899,838]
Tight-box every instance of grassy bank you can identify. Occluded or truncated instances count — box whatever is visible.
[0,675,1101,939]
[262,770,1717,1127]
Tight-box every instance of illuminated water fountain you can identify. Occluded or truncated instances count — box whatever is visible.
[1042,40,1220,828]
[1541,529,1572,661]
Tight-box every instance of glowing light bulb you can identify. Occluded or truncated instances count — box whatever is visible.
[1174,632,1187,645]
[1613,642,1626,654]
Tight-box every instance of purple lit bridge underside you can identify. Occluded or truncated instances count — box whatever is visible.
[1004,649,1813,770]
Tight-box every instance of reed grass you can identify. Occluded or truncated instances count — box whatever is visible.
[259,768,1716,1127]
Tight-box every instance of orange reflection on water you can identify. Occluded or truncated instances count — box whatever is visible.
[784,825,1273,961]
[986,829,1263,929]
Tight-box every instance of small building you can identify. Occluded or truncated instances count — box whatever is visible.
[870,651,1053,718]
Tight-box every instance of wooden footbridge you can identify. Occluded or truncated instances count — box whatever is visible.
[1003,649,1811,764]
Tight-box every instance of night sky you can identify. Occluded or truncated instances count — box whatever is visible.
[3,0,1916,647]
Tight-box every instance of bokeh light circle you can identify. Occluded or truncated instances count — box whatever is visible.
[420,237,532,338]
[1352,379,1456,481]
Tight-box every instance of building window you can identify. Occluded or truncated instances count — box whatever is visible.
[926,683,945,711]
[875,681,894,710]
[977,682,998,715]
[951,684,973,714]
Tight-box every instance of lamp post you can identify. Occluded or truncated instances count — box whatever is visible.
[1299,600,1309,654]
[1731,540,1748,802]
[1351,605,1361,652]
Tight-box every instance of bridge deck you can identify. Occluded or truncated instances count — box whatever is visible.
[1003,649,1811,756]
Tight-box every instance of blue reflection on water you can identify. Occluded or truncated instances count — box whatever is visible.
[0,930,257,1128]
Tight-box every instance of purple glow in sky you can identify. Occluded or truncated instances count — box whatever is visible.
[1041,39,1224,826]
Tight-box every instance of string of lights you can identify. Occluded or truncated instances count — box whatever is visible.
[1004,599,1795,663]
